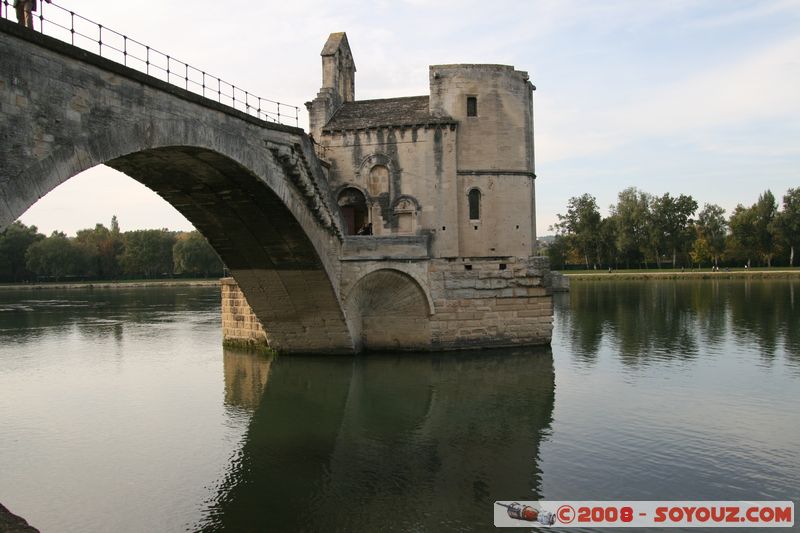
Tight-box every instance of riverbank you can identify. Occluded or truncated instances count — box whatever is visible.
[0,503,38,532]
[562,269,800,281]
[0,279,220,290]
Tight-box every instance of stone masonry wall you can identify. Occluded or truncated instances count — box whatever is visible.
[221,278,270,349]
[321,125,460,258]
[428,256,552,349]
[429,64,535,173]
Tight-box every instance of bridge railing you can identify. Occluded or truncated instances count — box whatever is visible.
[0,0,300,127]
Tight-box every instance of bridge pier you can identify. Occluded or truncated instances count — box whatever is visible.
[222,249,553,354]
[221,278,270,351]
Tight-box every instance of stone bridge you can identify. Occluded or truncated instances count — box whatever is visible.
[0,20,363,353]
[1,20,554,354]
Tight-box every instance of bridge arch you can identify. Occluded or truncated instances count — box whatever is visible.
[344,268,432,351]
[0,24,356,353]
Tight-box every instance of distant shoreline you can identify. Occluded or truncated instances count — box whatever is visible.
[2,271,798,289]
[562,270,800,281]
[0,279,220,290]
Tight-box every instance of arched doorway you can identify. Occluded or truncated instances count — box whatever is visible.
[338,187,368,235]
[345,268,432,350]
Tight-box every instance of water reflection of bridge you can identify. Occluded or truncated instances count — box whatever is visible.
[212,348,555,531]
[223,350,272,410]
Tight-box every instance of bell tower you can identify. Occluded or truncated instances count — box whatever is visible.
[306,32,356,139]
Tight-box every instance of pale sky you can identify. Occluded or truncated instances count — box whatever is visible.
[16,0,800,236]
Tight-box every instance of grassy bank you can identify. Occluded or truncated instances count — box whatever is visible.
[0,279,220,290]
[561,268,800,281]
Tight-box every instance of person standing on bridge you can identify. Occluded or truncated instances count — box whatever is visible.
[14,0,50,30]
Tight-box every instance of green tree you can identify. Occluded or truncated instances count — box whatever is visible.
[119,229,176,278]
[650,193,698,268]
[610,187,651,268]
[645,199,666,268]
[554,194,602,269]
[545,234,570,270]
[0,221,44,282]
[75,218,124,279]
[773,188,800,266]
[696,204,727,268]
[25,232,87,280]
[753,190,777,267]
[597,216,618,268]
[690,231,711,268]
[728,204,758,267]
[173,231,224,277]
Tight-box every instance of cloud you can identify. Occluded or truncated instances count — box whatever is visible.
[537,33,800,163]
[620,36,800,133]
[684,0,800,29]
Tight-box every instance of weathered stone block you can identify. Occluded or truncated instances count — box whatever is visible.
[475,278,508,290]
[445,278,476,289]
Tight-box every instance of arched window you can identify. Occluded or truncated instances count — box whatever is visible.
[367,165,389,196]
[468,188,481,220]
[338,187,368,235]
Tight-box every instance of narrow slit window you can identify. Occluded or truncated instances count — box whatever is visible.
[467,96,477,117]
[468,188,481,220]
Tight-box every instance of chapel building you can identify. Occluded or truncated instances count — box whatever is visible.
[306,32,538,259]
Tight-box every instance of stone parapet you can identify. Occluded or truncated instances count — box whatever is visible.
[341,234,431,261]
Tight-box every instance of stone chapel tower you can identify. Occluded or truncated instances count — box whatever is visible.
[306,32,538,259]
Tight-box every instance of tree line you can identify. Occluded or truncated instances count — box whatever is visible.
[546,187,800,270]
[0,216,224,282]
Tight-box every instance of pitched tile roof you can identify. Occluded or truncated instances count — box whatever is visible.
[323,96,456,131]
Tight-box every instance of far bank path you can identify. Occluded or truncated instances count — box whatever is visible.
[563,270,800,281]
[0,279,220,291]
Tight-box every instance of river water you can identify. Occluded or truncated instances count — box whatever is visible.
[0,280,798,532]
